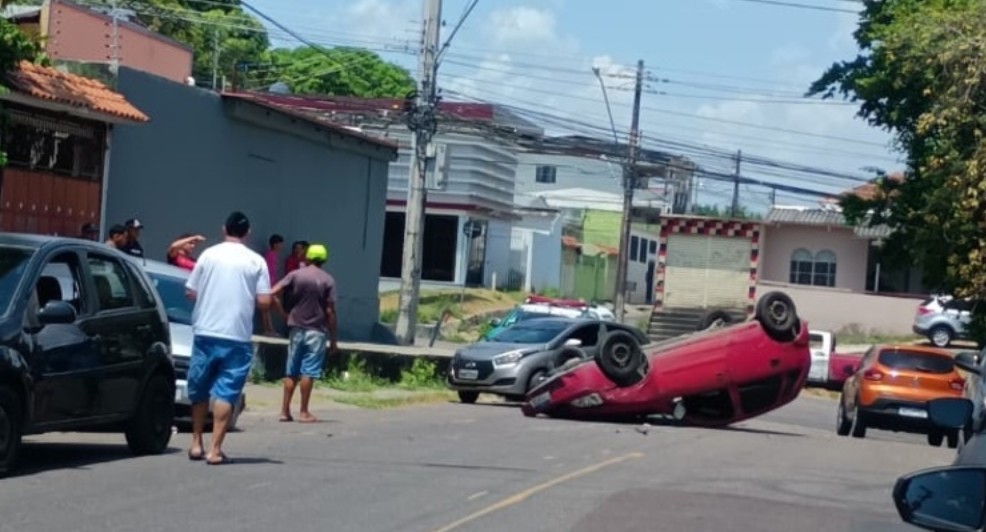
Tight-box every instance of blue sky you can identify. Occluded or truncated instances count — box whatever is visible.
[246,0,897,209]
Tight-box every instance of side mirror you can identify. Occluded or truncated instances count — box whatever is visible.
[956,352,982,375]
[928,397,974,430]
[489,318,502,327]
[894,466,986,532]
[564,338,582,347]
[37,300,76,326]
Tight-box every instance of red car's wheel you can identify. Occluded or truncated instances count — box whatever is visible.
[697,310,733,331]
[755,291,801,342]
[554,347,586,371]
[594,331,644,387]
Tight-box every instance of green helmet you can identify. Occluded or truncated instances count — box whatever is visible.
[306,243,328,262]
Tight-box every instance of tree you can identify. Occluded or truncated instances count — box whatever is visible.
[0,11,46,166]
[811,0,986,340]
[261,46,415,98]
[691,204,762,220]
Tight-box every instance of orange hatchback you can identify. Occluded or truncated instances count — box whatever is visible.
[837,344,964,447]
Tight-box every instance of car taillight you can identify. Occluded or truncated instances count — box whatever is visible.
[950,377,966,391]
[864,369,884,381]
[917,307,933,316]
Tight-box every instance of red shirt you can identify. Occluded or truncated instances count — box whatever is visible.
[168,253,196,271]
[264,249,280,285]
[285,255,306,275]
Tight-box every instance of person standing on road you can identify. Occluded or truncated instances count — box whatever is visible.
[185,211,271,465]
[284,240,308,276]
[167,233,206,271]
[272,243,338,423]
[105,224,128,248]
[262,234,285,335]
[119,218,146,258]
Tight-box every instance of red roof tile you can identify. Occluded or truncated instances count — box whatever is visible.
[3,61,148,122]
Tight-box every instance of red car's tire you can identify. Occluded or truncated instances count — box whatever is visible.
[755,291,801,342]
[697,310,734,331]
[594,331,645,387]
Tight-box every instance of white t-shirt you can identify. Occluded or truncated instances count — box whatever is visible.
[186,241,271,343]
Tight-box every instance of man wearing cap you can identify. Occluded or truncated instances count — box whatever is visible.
[80,223,99,241]
[120,218,145,258]
[271,243,337,423]
[185,211,271,465]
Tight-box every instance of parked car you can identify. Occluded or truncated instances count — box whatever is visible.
[520,291,810,427]
[807,330,835,385]
[449,318,649,403]
[891,397,986,531]
[482,296,615,341]
[953,350,986,447]
[141,260,246,430]
[0,234,175,476]
[837,344,965,447]
[826,351,863,391]
[913,294,975,347]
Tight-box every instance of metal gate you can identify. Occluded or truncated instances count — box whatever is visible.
[663,234,750,309]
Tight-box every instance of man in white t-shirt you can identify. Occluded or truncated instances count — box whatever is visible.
[185,211,271,465]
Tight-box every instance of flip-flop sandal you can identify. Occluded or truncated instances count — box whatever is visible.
[279,416,294,422]
[206,453,234,466]
[188,450,205,461]
[298,417,319,424]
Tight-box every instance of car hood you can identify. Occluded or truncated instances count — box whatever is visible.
[457,342,544,360]
[169,321,193,359]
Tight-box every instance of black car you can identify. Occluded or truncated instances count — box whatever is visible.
[0,234,175,476]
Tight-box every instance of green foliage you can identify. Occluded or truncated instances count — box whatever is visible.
[323,357,385,392]
[537,286,562,298]
[811,0,986,344]
[0,16,47,167]
[691,204,762,220]
[379,308,397,324]
[398,359,444,390]
[265,46,415,98]
[323,356,446,392]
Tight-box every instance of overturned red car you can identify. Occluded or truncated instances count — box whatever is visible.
[521,292,810,427]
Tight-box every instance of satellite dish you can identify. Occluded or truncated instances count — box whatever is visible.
[269,82,291,95]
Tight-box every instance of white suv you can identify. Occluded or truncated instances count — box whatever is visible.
[913,295,974,347]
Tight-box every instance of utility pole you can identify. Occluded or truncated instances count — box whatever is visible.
[731,149,742,217]
[108,0,121,73]
[613,59,645,323]
[394,0,442,345]
[211,30,220,91]
[769,187,777,207]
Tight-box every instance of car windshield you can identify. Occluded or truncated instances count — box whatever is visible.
[490,321,568,344]
[809,334,824,350]
[0,246,34,315]
[879,350,955,374]
[148,272,193,325]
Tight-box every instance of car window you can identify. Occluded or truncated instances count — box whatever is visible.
[490,321,568,344]
[567,324,600,347]
[878,350,955,374]
[87,255,136,311]
[149,272,193,325]
[809,333,824,350]
[37,252,87,314]
[0,246,34,317]
[128,263,158,309]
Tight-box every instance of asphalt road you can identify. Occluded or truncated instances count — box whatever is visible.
[0,394,954,532]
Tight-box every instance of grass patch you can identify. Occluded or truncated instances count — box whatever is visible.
[323,358,388,392]
[835,324,921,346]
[330,391,454,410]
[379,288,526,325]
[322,357,447,392]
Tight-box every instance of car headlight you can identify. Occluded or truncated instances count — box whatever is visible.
[493,350,525,367]
[571,393,604,408]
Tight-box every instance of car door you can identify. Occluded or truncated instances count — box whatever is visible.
[83,252,152,418]
[843,347,876,411]
[27,250,102,426]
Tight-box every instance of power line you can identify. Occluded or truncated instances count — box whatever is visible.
[722,0,859,14]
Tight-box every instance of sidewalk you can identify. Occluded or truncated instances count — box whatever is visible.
[241,383,455,414]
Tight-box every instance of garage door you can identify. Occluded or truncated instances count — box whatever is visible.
[664,234,750,309]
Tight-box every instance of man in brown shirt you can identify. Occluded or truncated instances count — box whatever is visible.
[271,244,337,423]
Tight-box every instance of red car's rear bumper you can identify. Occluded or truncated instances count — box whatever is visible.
[522,320,811,427]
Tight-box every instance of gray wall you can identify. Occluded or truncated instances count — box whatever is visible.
[105,68,393,341]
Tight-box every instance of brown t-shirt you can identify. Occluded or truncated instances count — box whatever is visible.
[277,265,336,332]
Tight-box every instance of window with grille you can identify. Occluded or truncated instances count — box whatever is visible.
[789,248,837,287]
[535,165,557,184]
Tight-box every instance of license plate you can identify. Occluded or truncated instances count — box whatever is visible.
[458,369,479,380]
[530,391,552,410]
[175,381,188,402]
[899,407,928,419]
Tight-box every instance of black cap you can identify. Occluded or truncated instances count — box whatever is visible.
[125,218,144,229]
[225,211,250,238]
[109,224,126,237]
[81,223,98,234]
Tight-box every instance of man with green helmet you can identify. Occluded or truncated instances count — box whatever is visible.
[271,243,338,423]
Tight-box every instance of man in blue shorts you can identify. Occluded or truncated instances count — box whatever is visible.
[185,211,271,464]
[272,243,337,423]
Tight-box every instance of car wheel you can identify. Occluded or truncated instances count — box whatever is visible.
[125,374,175,455]
[554,347,586,371]
[755,292,801,342]
[594,331,645,387]
[0,386,22,477]
[927,432,944,447]
[929,325,953,348]
[836,399,851,436]
[457,391,479,404]
[697,310,733,331]
[850,405,867,438]
[527,370,548,393]
[947,430,960,449]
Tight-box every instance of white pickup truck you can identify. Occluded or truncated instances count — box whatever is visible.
[808,330,835,385]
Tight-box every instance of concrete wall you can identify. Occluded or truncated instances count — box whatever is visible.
[759,280,922,336]
[45,0,193,83]
[761,224,869,292]
[105,68,393,341]
[516,153,623,197]
[510,211,563,293]
[484,218,513,289]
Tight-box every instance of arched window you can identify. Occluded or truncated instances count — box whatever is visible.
[813,250,837,287]
[789,248,813,285]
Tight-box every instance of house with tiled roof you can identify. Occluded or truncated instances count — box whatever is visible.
[0,60,148,236]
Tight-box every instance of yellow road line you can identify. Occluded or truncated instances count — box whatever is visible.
[429,452,644,532]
